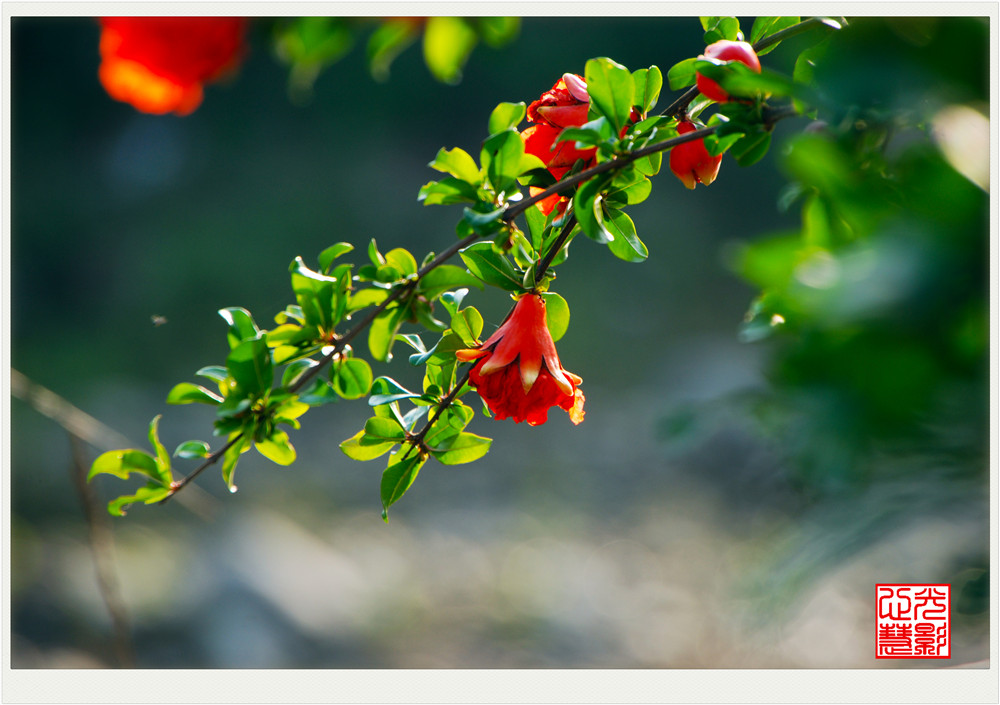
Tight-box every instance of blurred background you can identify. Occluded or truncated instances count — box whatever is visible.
[9,15,991,669]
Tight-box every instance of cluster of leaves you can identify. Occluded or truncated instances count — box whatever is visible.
[271,16,520,98]
[90,16,845,518]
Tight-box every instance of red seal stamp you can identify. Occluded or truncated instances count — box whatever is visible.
[876,584,950,659]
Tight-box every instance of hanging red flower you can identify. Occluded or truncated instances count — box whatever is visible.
[669,119,722,189]
[520,73,597,216]
[456,293,585,426]
[98,17,247,116]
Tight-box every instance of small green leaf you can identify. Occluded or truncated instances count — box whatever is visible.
[318,242,354,272]
[574,173,614,244]
[749,16,800,55]
[88,449,159,482]
[226,337,273,396]
[368,305,407,362]
[380,450,427,518]
[174,440,210,460]
[147,415,171,481]
[488,101,526,135]
[732,131,772,167]
[340,429,396,461]
[106,483,172,517]
[221,433,250,490]
[632,66,663,114]
[540,292,570,342]
[418,265,484,300]
[585,57,634,133]
[667,57,697,90]
[430,431,492,465]
[219,307,260,349]
[363,417,407,445]
[459,242,523,291]
[256,430,296,466]
[332,357,373,400]
[605,209,648,262]
[428,146,481,184]
[167,382,223,405]
[481,130,526,193]
[418,177,480,206]
[449,306,484,347]
[384,248,418,277]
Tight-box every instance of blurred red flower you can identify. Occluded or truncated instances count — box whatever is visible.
[98,17,247,116]
[457,293,585,426]
[520,73,597,215]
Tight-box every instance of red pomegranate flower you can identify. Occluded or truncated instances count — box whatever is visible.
[520,73,597,216]
[456,293,585,426]
[669,120,722,189]
[98,17,247,116]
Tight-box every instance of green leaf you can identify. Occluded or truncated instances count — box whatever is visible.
[749,16,800,55]
[88,449,159,482]
[424,403,475,448]
[450,306,484,347]
[368,305,407,362]
[539,292,570,342]
[380,450,426,519]
[701,16,741,42]
[318,242,354,272]
[289,256,339,329]
[459,242,523,291]
[256,430,296,466]
[332,357,373,400]
[340,429,396,461]
[219,307,260,349]
[418,177,480,206]
[423,16,477,84]
[488,101,526,135]
[197,366,229,383]
[573,174,614,244]
[365,416,407,443]
[369,377,421,406]
[221,433,249,490]
[667,57,697,90]
[147,415,171,482]
[106,483,172,517]
[174,440,210,460]
[418,265,484,300]
[226,337,273,396]
[384,248,418,277]
[430,431,492,465]
[166,382,223,406]
[462,206,507,236]
[585,57,634,133]
[429,146,481,184]
[632,66,663,114]
[605,209,648,262]
[481,129,526,194]
[732,131,772,167]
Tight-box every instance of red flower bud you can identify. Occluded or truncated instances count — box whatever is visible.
[457,294,585,426]
[669,120,722,189]
[695,40,761,103]
[98,17,247,115]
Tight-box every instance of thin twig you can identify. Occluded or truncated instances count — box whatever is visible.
[534,213,577,283]
[406,368,473,455]
[69,433,135,667]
